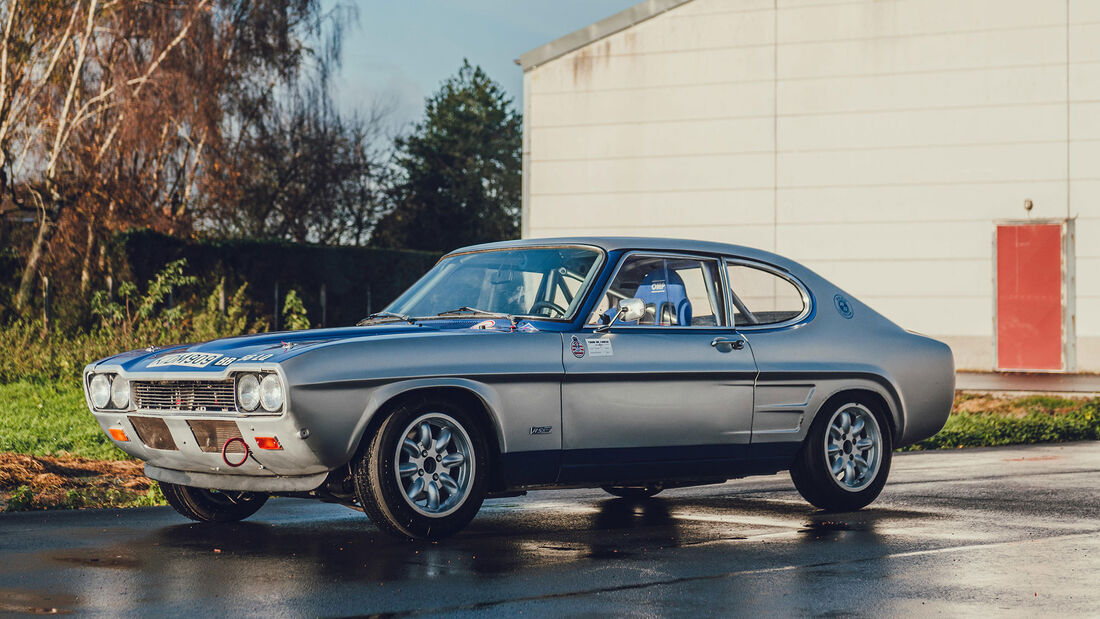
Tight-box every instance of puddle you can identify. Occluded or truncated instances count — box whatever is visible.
[48,547,141,569]
[0,589,76,615]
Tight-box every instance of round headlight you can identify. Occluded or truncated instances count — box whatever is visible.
[111,376,130,409]
[259,374,283,412]
[90,374,111,409]
[237,374,260,411]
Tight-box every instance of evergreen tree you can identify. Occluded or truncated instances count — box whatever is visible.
[371,61,521,251]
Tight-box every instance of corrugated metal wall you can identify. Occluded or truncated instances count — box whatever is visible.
[523,0,1100,371]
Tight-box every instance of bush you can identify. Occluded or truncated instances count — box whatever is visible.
[7,485,34,511]
[0,260,265,384]
[905,400,1100,450]
[107,229,440,328]
[282,289,310,330]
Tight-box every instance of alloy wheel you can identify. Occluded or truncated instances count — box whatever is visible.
[393,413,475,517]
[824,403,882,492]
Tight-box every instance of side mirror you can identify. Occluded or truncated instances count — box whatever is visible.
[618,297,645,323]
[595,297,645,333]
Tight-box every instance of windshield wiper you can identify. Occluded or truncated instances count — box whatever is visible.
[435,306,518,327]
[356,311,416,326]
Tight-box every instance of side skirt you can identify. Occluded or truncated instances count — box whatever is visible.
[497,442,802,489]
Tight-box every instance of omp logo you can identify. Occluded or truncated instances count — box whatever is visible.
[530,426,553,435]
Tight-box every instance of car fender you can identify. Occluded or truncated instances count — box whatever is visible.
[809,375,905,439]
[347,377,509,459]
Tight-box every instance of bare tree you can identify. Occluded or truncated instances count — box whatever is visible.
[0,0,335,311]
[201,78,394,245]
[1,0,213,309]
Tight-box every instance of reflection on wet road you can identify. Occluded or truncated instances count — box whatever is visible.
[1,442,1098,616]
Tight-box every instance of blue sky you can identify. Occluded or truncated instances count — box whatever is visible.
[325,1,639,129]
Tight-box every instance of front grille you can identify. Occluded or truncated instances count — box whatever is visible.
[188,420,245,453]
[132,380,237,413]
[129,416,178,450]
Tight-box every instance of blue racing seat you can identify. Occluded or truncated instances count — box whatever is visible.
[621,263,692,326]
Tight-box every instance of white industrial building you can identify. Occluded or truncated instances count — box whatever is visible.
[519,0,1100,373]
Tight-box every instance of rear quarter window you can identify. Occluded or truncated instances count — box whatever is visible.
[726,263,807,326]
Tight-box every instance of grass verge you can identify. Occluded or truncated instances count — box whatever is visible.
[0,379,164,511]
[0,453,164,512]
[902,393,1100,450]
[0,379,127,461]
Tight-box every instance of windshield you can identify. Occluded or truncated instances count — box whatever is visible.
[385,247,603,321]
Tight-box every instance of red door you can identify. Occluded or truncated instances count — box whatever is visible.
[996,224,1063,371]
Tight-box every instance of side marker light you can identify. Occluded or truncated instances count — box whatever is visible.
[108,428,129,442]
[255,436,282,450]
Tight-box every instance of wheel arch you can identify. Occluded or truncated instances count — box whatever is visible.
[812,386,899,443]
[346,379,506,486]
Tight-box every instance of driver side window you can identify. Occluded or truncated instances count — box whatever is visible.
[587,255,726,327]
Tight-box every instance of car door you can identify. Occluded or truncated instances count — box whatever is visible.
[723,257,815,465]
[560,253,758,483]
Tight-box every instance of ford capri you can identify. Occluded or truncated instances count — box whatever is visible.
[83,238,954,539]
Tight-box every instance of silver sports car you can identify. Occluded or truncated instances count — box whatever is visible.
[83,237,954,539]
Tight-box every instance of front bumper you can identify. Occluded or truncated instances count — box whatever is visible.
[92,409,332,488]
[146,463,329,492]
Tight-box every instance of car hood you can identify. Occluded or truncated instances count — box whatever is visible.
[91,320,542,374]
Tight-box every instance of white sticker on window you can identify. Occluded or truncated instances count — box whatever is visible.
[585,338,614,357]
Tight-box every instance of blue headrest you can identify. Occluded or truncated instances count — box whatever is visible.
[622,263,692,326]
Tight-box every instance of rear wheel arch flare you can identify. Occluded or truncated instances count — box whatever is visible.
[812,388,897,443]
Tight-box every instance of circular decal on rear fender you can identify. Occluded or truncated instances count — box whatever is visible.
[833,294,854,319]
[570,335,585,358]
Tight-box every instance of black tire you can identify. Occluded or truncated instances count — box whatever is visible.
[790,396,893,512]
[161,482,268,522]
[354,396,489,540]
[601,485,663,499]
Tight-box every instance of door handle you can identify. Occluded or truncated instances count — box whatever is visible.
[711,337,745,350]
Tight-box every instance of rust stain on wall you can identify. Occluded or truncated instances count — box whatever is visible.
[572,40,612,86]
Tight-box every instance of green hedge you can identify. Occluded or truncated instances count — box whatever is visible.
[0,246,19,312]
[903,404,1100,450]
[107,230,441,328]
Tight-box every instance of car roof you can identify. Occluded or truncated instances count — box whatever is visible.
[446,237,801,271]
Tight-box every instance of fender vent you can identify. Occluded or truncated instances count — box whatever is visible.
[187,420,245,453]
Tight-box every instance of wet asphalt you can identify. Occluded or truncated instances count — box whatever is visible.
[0,442,1098,617]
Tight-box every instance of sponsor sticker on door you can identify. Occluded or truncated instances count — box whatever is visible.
[570,336,585,358]
[585,338,613,357]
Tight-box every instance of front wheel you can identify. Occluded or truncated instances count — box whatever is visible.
[354,397,489,540]
[161,482,268,522]
[790,399,892,512]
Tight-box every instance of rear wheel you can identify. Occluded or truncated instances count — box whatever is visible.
[601,485,663,499]
[790,398,892,512]
[161,482,268,522]
[354,397,489,540]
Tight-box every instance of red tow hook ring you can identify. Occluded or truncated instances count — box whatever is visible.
[221,437,250,468]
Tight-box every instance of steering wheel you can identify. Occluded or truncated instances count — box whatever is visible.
[530,300,568,318]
